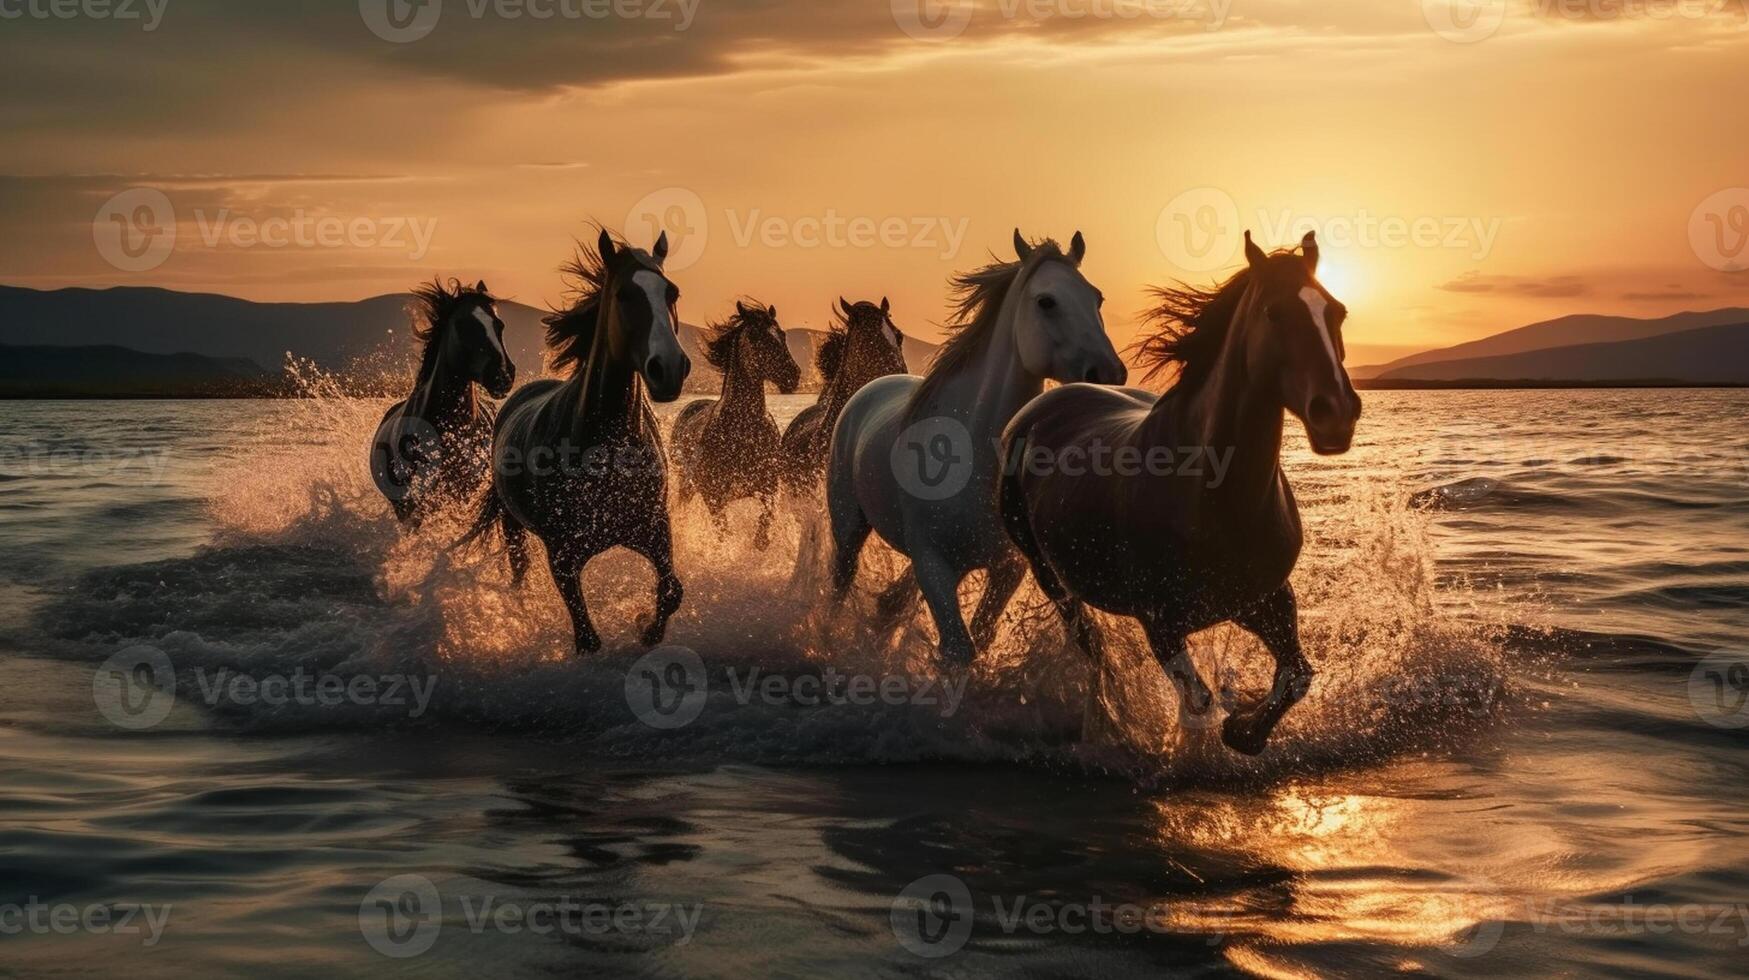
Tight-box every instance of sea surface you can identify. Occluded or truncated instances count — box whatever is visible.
[0,388,1745,978]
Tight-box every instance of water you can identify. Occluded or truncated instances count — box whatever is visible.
[1,389,1746,977]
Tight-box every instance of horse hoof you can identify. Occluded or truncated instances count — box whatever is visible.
[1220,714,1270,756]
[574,636,602,657]
[638,618,668,648]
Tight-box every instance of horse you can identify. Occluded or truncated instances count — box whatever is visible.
[996,230,1362,755]
[370,279,515,527]
[825,230,1127,665]
[670,299,801,549]
[779,297,908,495]
[468,229,691,654]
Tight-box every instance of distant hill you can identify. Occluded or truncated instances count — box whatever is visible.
[1373,322,1749,384]
[0,284,937,397]
[1352,308,1749,379]
[0,343,276,397]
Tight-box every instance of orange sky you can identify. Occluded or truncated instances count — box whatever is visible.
[1,0,1745,366]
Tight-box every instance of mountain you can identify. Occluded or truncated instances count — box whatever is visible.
[0,284,938,397]
[1352,308,1749,379]
[1372,322,1749,384]
[0,343,275,397]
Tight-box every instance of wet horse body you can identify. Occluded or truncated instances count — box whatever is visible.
[483,231,692,653]
[826,232,1126,665]
[670,300,801,549]
[371,279,515,526]
[779,298,908,495]
[999,232,1362,754]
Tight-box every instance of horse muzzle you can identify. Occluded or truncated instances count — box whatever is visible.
[485,368,516,399]
[643,352,691,403]
[1302,391,1361,455]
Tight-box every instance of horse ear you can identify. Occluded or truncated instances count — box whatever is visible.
[1013,229,1033,261]
[840,296,854,317]
[598,229,617,264]
[880,297,890,314]
[1068,231,1086,265]
[768,305,777,321]
[736,299,751,317]
[475,280,489,294]
[1300,231,1319,274]
[653,230,670,264]
[1244,230,1267,268]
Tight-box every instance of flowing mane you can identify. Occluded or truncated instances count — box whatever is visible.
[1131,245,1299,390]
[702,299,775,371]
[542,238,612,379]
[409,278,484,382]
[907,237,1068,418]
[815,330,847,380]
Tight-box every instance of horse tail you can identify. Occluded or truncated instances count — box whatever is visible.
[453,485,506,552]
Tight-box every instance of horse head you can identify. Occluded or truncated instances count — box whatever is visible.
[599,228,691,402]
[1008,229,1126,386]
[415,278,515,398]
[731,299,801,394]
[837,296,908,378]
[1237,230,1362,454]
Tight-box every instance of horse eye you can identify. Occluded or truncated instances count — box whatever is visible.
[1037,295,1057,311]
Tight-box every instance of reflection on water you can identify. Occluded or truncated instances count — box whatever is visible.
[0,389,1746,977]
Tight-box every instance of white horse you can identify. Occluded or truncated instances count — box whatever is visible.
[824,230,1127,665]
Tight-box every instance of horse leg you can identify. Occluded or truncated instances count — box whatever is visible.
[630,525,685,648]
[1222,584,1315,755]
[548,547,601,655]
[753,491,775,552]
[874,568,918,624]
[968,552,1025,651]
[1001,474,1104,661]
[1141,615,1213,718]
[908,544,975,666]
[827,497,871,603]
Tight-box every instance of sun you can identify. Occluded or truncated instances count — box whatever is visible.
[1313,254,1365,305]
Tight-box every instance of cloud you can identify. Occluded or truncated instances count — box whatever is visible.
[1438,271,1592,297]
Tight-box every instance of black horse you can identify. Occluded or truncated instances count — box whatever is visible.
[778,298,907,495]
[467,230,692,654]
[370,279,515,526]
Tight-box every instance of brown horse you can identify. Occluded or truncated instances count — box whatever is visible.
[670,300,801,549]
[465,230,691,654]
[997,231,1361,754]
[779,298,908,495]
[370,279,515,527]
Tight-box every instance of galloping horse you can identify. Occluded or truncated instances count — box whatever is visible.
[670,300,801,549]
[779,298,907,495]
[826,231,1127,665]
[371,279,515,526]
[997,231,1361,755]
[471,230,691,654]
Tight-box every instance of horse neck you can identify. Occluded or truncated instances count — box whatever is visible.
[407,335,476,425]
[558,306,644,443]
[952,297,1043,439]
[820,338,878,415]
[1150,301,1284,514]
[718,345,769,419]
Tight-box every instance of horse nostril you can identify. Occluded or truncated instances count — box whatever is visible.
[645,357,665,386]
[1307,394,1341,428]
[1082,366,1102,384]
